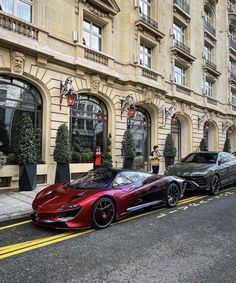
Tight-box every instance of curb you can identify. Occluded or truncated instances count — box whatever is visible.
[0,210,31,223]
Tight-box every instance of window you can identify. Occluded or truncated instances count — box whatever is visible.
[231,89,236,105]
[71,95,107,153]
[0,75,42,156]
[0,0,32,22]
[204,45,212,61]
[173,23,184,43]
[205,79,213,97]
[139,0,151,16]
[140,44,152,68]
[204,9,211,23]
[174,65,186,85]
[83,19,102,51]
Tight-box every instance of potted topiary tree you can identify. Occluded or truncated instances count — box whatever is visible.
[35,128,43,163]
[103,133,113,168]
[163,134,177,169]
[223,137,231,152]
[199,138,207,151]
[15,113,37,191]
[0,142,7,167]
[53,123,71,183]
[121,129,136,169]
[72,130,82,163]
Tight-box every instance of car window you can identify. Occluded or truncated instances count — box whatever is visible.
[219,152,235,163]
[114,173,133,186]
[183,153,218,163]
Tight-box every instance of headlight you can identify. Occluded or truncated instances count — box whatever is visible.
[59,204,80,211]
[191,170,212,176]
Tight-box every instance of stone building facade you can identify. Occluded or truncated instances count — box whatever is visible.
[0,0,236,190]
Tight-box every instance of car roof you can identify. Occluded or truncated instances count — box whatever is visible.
[91,167,152,174]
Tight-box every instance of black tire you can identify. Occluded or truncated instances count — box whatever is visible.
[166,183,180,208]
[209,175,220,195]
[92,197,115,229]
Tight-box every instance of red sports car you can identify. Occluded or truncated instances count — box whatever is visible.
[31,168,185,229]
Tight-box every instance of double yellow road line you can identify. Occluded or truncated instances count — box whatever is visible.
[0,194,207,260]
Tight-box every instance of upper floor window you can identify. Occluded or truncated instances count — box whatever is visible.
[205,79,213,97]
[0,0,32,22]
[173,23,184,43]
[204,9,211,23]
[231,88,236,105]
[204,45,212,61]
[140,44,152,68]
[139,0,151,16]
[83,19,102,51]
[174,65,186,85]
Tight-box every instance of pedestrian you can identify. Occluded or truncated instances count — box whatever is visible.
[93,146,103,169]
[150,145,161,174]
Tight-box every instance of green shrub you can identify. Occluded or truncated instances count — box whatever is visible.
[103,159,112,168]
[15,113,36,164]
[199,138,207,151]
[53,124,71,164]
[121,129,136,159]
[223,137,231,152]
[35,128,42,163]
[81,152,90,163]
[163,134,176,158]
[71,152,82,163]
[7,153,17,165]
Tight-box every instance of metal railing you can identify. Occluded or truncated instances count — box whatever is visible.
[204,20,216,37]
[139,11,158,30]
[230,72,236,81]
[84,49,109,66]
[174,0,190,14]
[0,12,38,40]
[229,38,236,51]
[204,59,217,70]
[174,39,190,53]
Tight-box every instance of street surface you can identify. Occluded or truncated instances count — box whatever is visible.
[0,187,236,283]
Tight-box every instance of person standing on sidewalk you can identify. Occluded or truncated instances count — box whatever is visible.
[150,145,161,174]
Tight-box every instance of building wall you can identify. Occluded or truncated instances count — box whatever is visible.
[0,0,236,190]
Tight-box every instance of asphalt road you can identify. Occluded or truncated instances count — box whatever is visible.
[0,188,236,283]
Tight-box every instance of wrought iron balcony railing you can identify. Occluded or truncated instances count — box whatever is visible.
[230,72,236,81]
[204,59,217,70]
[174,39,190,53]
[139,11,158,30]
[229,38,236,51]
[204,20,216,37]
[174,0,190,15]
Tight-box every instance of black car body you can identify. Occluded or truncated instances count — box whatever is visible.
[165,151,236,195]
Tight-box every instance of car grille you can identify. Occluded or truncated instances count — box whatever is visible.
[181,176,208,188]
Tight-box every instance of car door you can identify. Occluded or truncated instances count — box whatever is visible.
[224,153,236,185]
[217,153,231,186]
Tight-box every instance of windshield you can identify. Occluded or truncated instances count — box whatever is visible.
[66,170,117,190]
[182,152,218,164]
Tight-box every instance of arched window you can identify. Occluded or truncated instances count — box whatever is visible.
[171,118,181,162]
[0,75,42,155]
[128,107,151,167]
[71,95,107,153]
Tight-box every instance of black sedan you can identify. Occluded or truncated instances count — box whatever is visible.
[165,151,236,195]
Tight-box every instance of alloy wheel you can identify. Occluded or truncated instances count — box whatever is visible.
[167,183,180,207]
[92,198,115,229]
[210,175,220,195]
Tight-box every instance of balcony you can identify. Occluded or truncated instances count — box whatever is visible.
[204,20,216,40]
[171,39,195,63]
[0,11,39,40]
[135,12,165,39]
[203,59,221,77]
[229,38,236,54]
[173,0,191,19]
[84,48,109,66]
[142,68,158,81]
[229,72,236,83]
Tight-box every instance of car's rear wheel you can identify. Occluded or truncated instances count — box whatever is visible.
[92,197,115,229]
[209,175,220,195]
[166,183,180,207]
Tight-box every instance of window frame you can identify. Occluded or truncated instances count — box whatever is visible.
[140,43,152,68]
[83,18,103,52]
[139,0,151,16]
[205,79,213,97]
[0,0,33,22]
[173,23,185,44]
[174,65,186,86]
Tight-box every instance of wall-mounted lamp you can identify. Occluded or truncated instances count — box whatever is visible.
[227,127,233,136]
[222,121,232,134]
[60,77,78,109]
[162,105,176,126]
[120,94,136,118]
[198,113,208,130]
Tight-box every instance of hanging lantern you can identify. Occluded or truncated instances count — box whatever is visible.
[66,94,76,106]
[204,121,210,130]
[171,114,178,124]
[227,127,233,135]
[127,105,136,118]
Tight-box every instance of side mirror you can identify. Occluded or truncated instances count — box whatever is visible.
[218,159,223,165]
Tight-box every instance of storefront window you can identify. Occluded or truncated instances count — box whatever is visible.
[71,95,107,153]
[0,75,42,156]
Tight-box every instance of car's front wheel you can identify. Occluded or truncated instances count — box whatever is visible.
[166,183,180,207]
[209,175,220,195]
[92,197,115,229]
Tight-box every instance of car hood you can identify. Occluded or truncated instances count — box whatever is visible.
[167,162,214,176]
[33,184,104,211]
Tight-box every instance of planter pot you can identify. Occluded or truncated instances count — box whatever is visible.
[19,163,37,191]
[165,157,175,169]
[55,163,70,183]
[123,158,134,169]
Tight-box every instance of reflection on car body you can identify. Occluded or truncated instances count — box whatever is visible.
[31,168,185,230]
[165,151,236,195]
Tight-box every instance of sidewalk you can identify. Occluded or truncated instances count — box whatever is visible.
[0,184,48,223]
